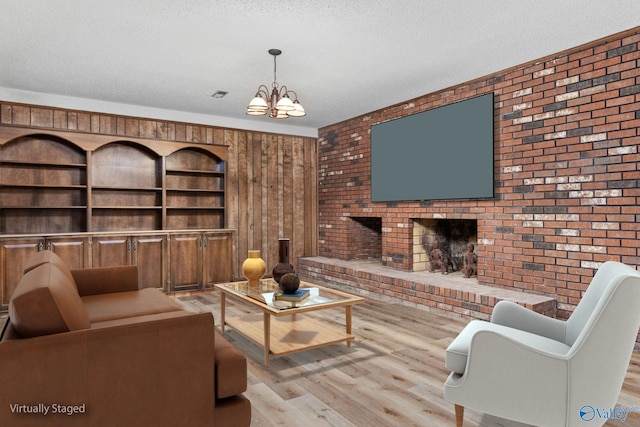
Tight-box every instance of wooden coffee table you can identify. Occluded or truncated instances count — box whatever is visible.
[215,279,365,367]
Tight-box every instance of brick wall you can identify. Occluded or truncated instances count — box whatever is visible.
[317,27,640,319]
[347,217,382,260]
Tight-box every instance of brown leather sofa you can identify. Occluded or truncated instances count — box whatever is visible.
[0,250,251,427]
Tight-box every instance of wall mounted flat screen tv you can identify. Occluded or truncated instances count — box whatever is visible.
[371,92,494,202]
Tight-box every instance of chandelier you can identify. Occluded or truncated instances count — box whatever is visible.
[246,49,306,119]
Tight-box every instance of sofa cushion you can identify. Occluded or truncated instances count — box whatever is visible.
[90,310,192,330]
[214,331,248,399]
[22,250,78,290]
[9,263,91,337]
[71,265,139,296]
[81,288,183,323]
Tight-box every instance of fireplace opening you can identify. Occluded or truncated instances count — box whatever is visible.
[348,217,382,260]
[413,218,477,273]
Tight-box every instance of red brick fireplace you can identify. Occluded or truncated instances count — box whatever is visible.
[313,27,640,322]
[413,218,477,273]
[340,216,478,273]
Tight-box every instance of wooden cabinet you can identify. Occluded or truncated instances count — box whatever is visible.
[168,230,233,292]
[92,235,131,267]
[203,231,234,286]
[92,233,166,289]
[0,235,90,309]
[0,230,232,306]
[168,233,202,291]
[0,238,41,307]
[133,234,166,289]
[46,236,92,269]
[0,126,233,307]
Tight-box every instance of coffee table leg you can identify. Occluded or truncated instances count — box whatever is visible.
[263,312,271,367]
[346,305,353,347]
[220,292,226,335]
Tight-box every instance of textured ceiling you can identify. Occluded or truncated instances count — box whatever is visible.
[1,1,639,137]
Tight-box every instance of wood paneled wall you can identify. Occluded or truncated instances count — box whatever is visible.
[0,101,318,278]
[225,130,318,277]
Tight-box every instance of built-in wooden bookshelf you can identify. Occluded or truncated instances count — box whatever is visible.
[0,126,227,234]
[0,126,233,306]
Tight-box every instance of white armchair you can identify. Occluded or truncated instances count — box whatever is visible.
[443,261,640,427]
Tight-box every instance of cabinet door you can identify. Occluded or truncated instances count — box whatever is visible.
[92,235,132,267]
[0,238,43,307]
[203,232,233,286]
[168,233,202,291]
[133,234,166,289]
[47,236,91,269]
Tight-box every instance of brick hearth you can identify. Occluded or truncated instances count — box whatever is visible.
[298,256,556,321]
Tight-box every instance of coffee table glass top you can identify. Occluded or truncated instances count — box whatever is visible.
[218,279,359,310]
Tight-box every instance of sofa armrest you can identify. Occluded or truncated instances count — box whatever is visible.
[0,311,215,427]
[214,330,247,399]
[71,265,139,296]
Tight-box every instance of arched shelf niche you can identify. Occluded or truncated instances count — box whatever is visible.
[90,141,162,231]
[0,134,87,234]
[164,147,225,230]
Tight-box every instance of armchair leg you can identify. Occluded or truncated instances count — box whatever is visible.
[454,404,464,427]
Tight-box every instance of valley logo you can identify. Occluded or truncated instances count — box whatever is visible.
[579,405,640,423]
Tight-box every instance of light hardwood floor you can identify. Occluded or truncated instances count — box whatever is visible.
[174,290,640,427]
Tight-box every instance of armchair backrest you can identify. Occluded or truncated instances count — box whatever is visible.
[564,261,640,424]
[565,261,636,346]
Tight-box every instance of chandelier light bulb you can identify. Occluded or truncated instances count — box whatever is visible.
[248,95,268,111]
[275,95,295,111]
[287,100,306,117]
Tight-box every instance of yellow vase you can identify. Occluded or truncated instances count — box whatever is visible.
[242,250,266,287]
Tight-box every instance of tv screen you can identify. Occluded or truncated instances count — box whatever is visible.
[370,93,494,202]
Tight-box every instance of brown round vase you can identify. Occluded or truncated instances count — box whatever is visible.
[272,238,295,284]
